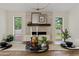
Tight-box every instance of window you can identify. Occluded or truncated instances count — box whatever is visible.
[14,17,22,30]
[55,17,63,41]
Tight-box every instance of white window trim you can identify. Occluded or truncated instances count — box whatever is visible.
[13,16,22,36]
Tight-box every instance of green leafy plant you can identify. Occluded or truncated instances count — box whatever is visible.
[38,36,48,45]
[61,29,71,42]
[3,35,14,42]
[41,36,48,44]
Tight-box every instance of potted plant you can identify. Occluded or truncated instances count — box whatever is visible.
[41,37,48,43]
[61,29,73,48]
[0,35,13,49]
[3,34,14,42]
[61,29,71,42]
[40,36,49,50]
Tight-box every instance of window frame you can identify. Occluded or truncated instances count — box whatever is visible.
[55,16,64,41]
[13,16,22,35]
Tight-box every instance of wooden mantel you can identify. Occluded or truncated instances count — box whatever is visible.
[27,23,51,26]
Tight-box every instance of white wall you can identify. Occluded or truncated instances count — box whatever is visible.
[25,11,53,41]
[5,11,69,42]
[0,10,7,41]
[0,10,27,41]
[5,11,27,41]
[6,11,27,35]
[69,7,79,46]
[6,11,53,41]
[0,9,69,42]
[53,11,69,41]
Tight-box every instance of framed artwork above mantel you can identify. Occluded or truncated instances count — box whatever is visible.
[31,12,47,24]
[39,14,47,24]
[31,12,41,24]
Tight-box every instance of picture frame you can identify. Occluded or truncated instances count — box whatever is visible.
[39,14,47,24]
[31,12,41,23]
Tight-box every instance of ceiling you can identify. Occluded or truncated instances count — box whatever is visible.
[0,3,78,12]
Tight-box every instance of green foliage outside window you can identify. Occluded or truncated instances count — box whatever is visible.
[14,17,22,30]
[55,17,63,40]
[56,17,63,29]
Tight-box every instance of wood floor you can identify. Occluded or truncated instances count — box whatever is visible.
[0,50,79,56]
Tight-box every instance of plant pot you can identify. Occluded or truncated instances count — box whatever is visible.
[65,41,73,47]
